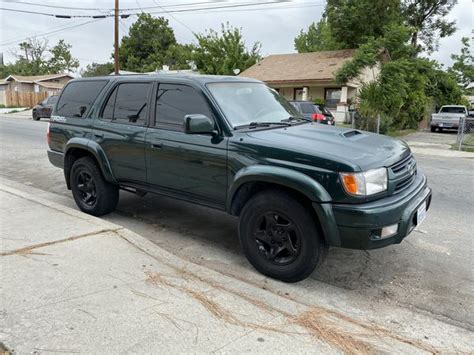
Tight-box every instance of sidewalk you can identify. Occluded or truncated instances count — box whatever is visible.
[0,181,472,353]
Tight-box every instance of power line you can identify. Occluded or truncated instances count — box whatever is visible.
[151,0,195,36]
[0,18,107,46]
[0,1,303,18]
[0,0,230,12]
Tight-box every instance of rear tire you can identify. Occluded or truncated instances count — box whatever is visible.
[70,157,119,216]
[238,190,325,282]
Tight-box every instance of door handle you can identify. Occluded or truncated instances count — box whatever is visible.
[94,133,104,139]
[151,142,163,149]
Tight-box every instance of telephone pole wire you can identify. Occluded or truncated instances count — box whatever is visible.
[114,0,119,75]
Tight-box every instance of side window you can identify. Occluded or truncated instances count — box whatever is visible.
[101,88,117,121]
[100,83,150,125]
[156,84,213,130]
[56,80,107,118]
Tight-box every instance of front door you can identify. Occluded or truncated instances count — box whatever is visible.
[145,83,228,208]
[93,81,152,183]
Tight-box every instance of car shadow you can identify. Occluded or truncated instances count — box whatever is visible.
[111,191,403,291]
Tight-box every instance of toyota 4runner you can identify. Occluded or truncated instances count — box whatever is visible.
[47,75,432,282]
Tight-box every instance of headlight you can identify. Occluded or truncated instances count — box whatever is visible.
[340,168,388,196]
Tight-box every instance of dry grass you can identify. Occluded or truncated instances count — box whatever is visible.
[124,233,439,354]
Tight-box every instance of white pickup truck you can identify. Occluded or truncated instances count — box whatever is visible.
[431,105,468,132]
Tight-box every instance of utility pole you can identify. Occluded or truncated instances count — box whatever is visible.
[114,0,119,75]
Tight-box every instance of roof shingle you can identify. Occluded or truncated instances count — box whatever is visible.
[240,49,356,83]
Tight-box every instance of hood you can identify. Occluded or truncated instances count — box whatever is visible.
[245,123,410,171]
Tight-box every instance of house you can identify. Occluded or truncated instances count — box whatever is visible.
[240,49,380,121]
[0,73,73,107]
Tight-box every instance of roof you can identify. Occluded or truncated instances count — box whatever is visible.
[240,49,356,84]
[0,81,7,85]
[5,73,74,83]
[35,81,64,89]
[73,73,261,85]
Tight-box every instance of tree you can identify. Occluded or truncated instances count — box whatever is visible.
[118,14,182,72]
[294,18,339,53]
[82,62,114,77]
[448,37,473,93]
[325,0,402,49]
[13,38,49,75]
[402,0,457,53]
[193,23,261,75]
[336,24,466,131]
[0,38,79,77]
[48,39,79,73]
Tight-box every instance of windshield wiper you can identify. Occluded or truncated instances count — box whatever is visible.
[282,116,311,122]
[235,121,292,129]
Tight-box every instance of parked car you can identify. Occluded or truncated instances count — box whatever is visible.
[32,95,59,121]
[47,75,431,282]
[288,100,335,125]
[430,105,468,132]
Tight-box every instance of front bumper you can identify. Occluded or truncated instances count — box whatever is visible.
[314,173,432,250]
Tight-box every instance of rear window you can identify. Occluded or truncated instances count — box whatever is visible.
[47,96,58,105]
[440,106,465,114]
[300,103,316,114]
[56,80,107,118]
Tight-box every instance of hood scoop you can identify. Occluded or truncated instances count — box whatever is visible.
[342,130,363,138]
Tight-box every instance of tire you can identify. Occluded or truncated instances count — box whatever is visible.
[32,111,40,121]
[238,190,325,282]
[70,156,119,216]
[430,126,436,132]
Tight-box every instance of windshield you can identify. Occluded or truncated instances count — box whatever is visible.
[207,82,303,127]
[440,106,465,113]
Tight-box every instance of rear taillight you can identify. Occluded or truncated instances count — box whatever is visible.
[311,113,326,121]
[47,123,51,146]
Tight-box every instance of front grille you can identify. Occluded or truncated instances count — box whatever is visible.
[394,173,416,193]
[390,154,417,193]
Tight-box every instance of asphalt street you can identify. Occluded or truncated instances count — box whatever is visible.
[1,114,473,331]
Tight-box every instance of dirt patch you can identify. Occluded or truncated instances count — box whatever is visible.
[0,342,11,355]
[0,229,113,257]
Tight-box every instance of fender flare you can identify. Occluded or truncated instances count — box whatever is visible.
[226,165,332,212]
[64,138,117,184]
[227,165,340,247]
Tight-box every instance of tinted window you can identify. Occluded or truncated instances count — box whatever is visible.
[300,103,315,114]
[47,96,58,105]
[440,106,466,114]
[56,80,107,118]
[101,87,118,121]
[156,84,213,129]
[101,83,150,125]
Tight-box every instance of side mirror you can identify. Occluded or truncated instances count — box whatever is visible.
[184,114,217,135]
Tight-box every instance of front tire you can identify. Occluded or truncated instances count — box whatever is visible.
[70,157,119,216]
[32,111,40,121]
[238,190,325,282]
[430,126,436,132]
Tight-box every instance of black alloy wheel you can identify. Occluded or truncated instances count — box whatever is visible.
[75,170,97,207]
[253,212,301,265]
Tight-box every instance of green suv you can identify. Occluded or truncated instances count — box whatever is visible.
[47,74,432,282]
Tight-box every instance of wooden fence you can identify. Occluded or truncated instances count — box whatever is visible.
[6,91,49,108]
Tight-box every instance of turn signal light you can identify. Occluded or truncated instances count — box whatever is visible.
[341,174,358,194]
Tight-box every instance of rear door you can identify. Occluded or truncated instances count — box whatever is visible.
[93,81,152,184]
[145,82,228,208]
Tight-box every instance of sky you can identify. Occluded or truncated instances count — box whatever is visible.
[0,0,472,72]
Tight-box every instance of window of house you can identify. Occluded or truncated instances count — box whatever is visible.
[56,80,108,118]
[294,87,304,100]
[155,84,213,130]
[325,88,342,109]
[100,83,150,125]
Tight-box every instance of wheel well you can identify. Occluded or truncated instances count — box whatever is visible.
[230,181,327,243]
[64,148,98,189]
